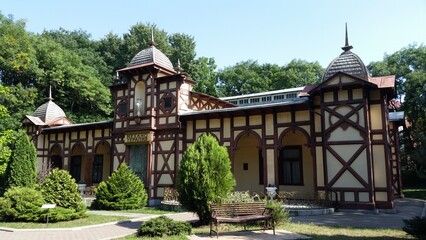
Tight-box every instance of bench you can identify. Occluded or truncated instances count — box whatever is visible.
[210,202,275,238]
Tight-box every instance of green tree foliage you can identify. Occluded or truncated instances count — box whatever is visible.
[0,84,37,131]
[218,60,323,97]
[97,32,125,75]
[190,57,219,96]
[0,13,38,85]
[0,186,44,222]
[93,163,148,210]
[0,130,15,194]
[368,44,426,172]
[177,133,235,224]
[42,28,112,86]
[273,59,323,89]
[39,169,87,220]
[4,130,36,189]
[168,33,196,71]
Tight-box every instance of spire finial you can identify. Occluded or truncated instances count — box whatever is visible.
[47,85,53,101]
[149,28,158,47]
[174,59,183,73]
[341,23,353,52]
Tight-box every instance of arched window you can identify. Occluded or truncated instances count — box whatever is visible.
[92,155,103,183]
[134,82,146,116]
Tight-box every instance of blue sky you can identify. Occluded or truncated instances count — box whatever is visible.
[1,0,425,70]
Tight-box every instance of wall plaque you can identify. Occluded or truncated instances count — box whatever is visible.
[124,131,152,145]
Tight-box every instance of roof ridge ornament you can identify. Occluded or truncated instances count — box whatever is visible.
[174,59,183,73]
[47,85,53,101]
[149,28,158,47]
[341,23,353,52]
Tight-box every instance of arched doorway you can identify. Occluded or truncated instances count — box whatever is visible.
[278,128,314,199]
[94,141,111,184]
[234,131,264,193]
[70,143,86,183]
[50,144,63,169]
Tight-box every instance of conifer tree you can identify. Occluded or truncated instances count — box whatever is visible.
[177,133,235,224]
[5,130,36,189]
[93,163,148,210]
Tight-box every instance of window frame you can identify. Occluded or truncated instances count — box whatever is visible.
[278,146,304,185]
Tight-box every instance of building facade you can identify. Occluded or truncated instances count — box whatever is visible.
[23,33,403,209]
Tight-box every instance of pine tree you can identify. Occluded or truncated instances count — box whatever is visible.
[5,130,36,189]
[177,133,235,224]
[93,163,148,210]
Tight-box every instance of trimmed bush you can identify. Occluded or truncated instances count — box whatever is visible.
[5,130,37,190]
[266,200,289,225]
[93,163,148,210]
[403,216,426,239]
[0,186,44,222]
[177,133,235,224]
[39,169,86,220]
[137,216,191,237]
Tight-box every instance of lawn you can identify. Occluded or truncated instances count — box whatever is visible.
[403,188,426,200]
[0,214,130,229]
[0,207,176,230]
[119,222,413,240]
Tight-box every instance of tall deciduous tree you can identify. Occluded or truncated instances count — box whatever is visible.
[177,133,235,224]
[368,44,426,172]
[5,130,37,189]
[189,57,219,96]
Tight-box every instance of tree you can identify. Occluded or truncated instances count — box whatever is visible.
[273,59,323,89]
[93,163,148,210]
[42,28,113,86]
[177,133,235,224]
[0,13,38,86]
[218,60,269,96]
[368,44,426,172]
[168,33,196,71]
[190,57,219,96]
[4,130,37,189]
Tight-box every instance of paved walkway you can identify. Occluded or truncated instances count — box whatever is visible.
[0,198,424,240]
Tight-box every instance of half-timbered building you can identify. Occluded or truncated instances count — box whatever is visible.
[23,31,404,209]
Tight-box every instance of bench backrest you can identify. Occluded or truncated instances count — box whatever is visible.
[211,202,267,217]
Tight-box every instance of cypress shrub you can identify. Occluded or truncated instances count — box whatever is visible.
[39,169,87,221]
[93,163,147,210]
[177,133,235,224]
[0,186,44,222]
[5,130,37,189]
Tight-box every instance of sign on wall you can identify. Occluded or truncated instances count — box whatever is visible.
[124,131,152,145]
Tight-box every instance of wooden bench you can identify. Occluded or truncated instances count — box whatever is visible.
[210,202,275,238]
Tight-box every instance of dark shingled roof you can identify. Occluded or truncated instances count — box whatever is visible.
[323,50,370,81]
[33,100,67,124]
[128,45,174,71]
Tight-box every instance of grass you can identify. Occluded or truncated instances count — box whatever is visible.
[118,222,413,240]
[403,188,426,200]
[0,214,130,229]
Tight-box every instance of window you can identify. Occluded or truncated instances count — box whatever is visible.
[118,101,127,116]
[51,155,62,169]
[92,155,103,183]
[164,97,172,108]
[250,98,260,103]
[70,156,82,182]
[258,149,264,185]
[278,146,303,185]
